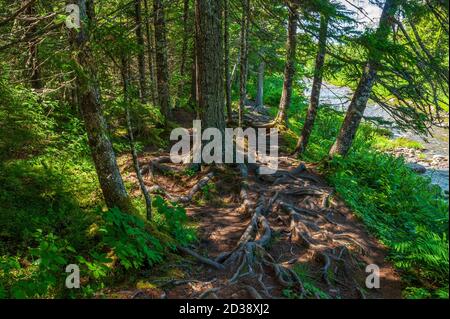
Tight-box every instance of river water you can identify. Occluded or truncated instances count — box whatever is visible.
[304,81,449,193]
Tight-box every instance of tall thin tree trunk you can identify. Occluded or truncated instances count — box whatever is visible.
[153,0,170,119]
[121,56,153,220]
[329,0,398,157]
[224,0,233,123]
[274,4,298,125]
[239,0,250,127]
[295,14,329,155]
[256,61,265,108]
[190,43,198,109]
[67,0,133,213]
[195,0,225,132]
[134,0,147,102]
[143,0,157,106]
[25,3,41,90]
[175,0,190,108]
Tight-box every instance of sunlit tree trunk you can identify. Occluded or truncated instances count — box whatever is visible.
[274,4,298,125]
[295,14,329,155]
[329,0,398,157]
[195,0,225,132]
[67,0,133,213]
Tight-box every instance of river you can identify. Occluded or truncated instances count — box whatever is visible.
[304,81,449,193]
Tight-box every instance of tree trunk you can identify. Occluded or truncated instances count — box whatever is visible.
[143,0,157,106]
[274,4,298,125]
[134,0,148,102]
[67,0,133,213]
[329,0,398,157]
[25,3,42,90]
[190,42,198,110]
[153,0,170,119]
[256,61,265,108]
[195,0,225,132]
[295,15,329,155]
[176,0,190,108]
[239,0,250,127]
[224,0,233,122]
[121,56,153,220]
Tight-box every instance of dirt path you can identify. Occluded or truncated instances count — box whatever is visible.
[112,109,403,300]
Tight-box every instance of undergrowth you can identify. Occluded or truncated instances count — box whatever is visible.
[0,78,195,298]
[262,75,449,299]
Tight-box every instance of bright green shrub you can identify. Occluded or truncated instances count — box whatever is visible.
[100,208,163,270]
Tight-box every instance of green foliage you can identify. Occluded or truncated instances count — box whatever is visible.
[100,208,163,270]
[0,72,56,161]
[0,230,71,298]
[106,96,167,151]
[153,196,197,247]
[0,202,194,298]
[372,136,424,151]
[269,69,449,298]
[0,158,98,255]
[324,141,448,298]
[0,79,191,298]
[283,264,330,299]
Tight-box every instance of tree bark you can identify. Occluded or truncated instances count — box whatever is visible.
[67,0,133,213]
[121,56,153,220]
[295,14,329,155]
[153,0,170,119]
[143,0,157,106]
[256,61,265,108]
[195,0,225,132]
[175,0,190,108]
[329,0,398,157]
[25,3,42,90]
[190,41,198,110]
[134,0,148,102]
[224,0,233,122]
[239,0,250,127]
[274,3,298,125]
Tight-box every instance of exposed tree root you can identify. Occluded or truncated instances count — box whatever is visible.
[178,246,225,270]
[140,156,174,177]
[283,187,328,197]
[237,163,252,214]
[198,287,221,299]
[158,278,216,287]
[245,285,263,299]
[317,252,332,287]
[217,172,305,297]
[147,171,215,204]
[178,171,215,203]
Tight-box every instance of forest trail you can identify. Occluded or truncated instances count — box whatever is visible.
[113,108,403,299]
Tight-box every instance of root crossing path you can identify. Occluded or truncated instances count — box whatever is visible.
[116,109,403,300]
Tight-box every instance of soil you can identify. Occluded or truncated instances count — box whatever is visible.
[108,109,404,300]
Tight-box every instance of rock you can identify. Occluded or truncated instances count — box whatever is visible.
[407,163,427,174]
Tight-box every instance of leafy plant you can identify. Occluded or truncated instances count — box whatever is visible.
[283,264,331,299]
[100,208,163,270]
[153,196,197,247]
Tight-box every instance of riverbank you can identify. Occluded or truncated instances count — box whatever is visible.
[273,76,449,298]
[305,80,449,193]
